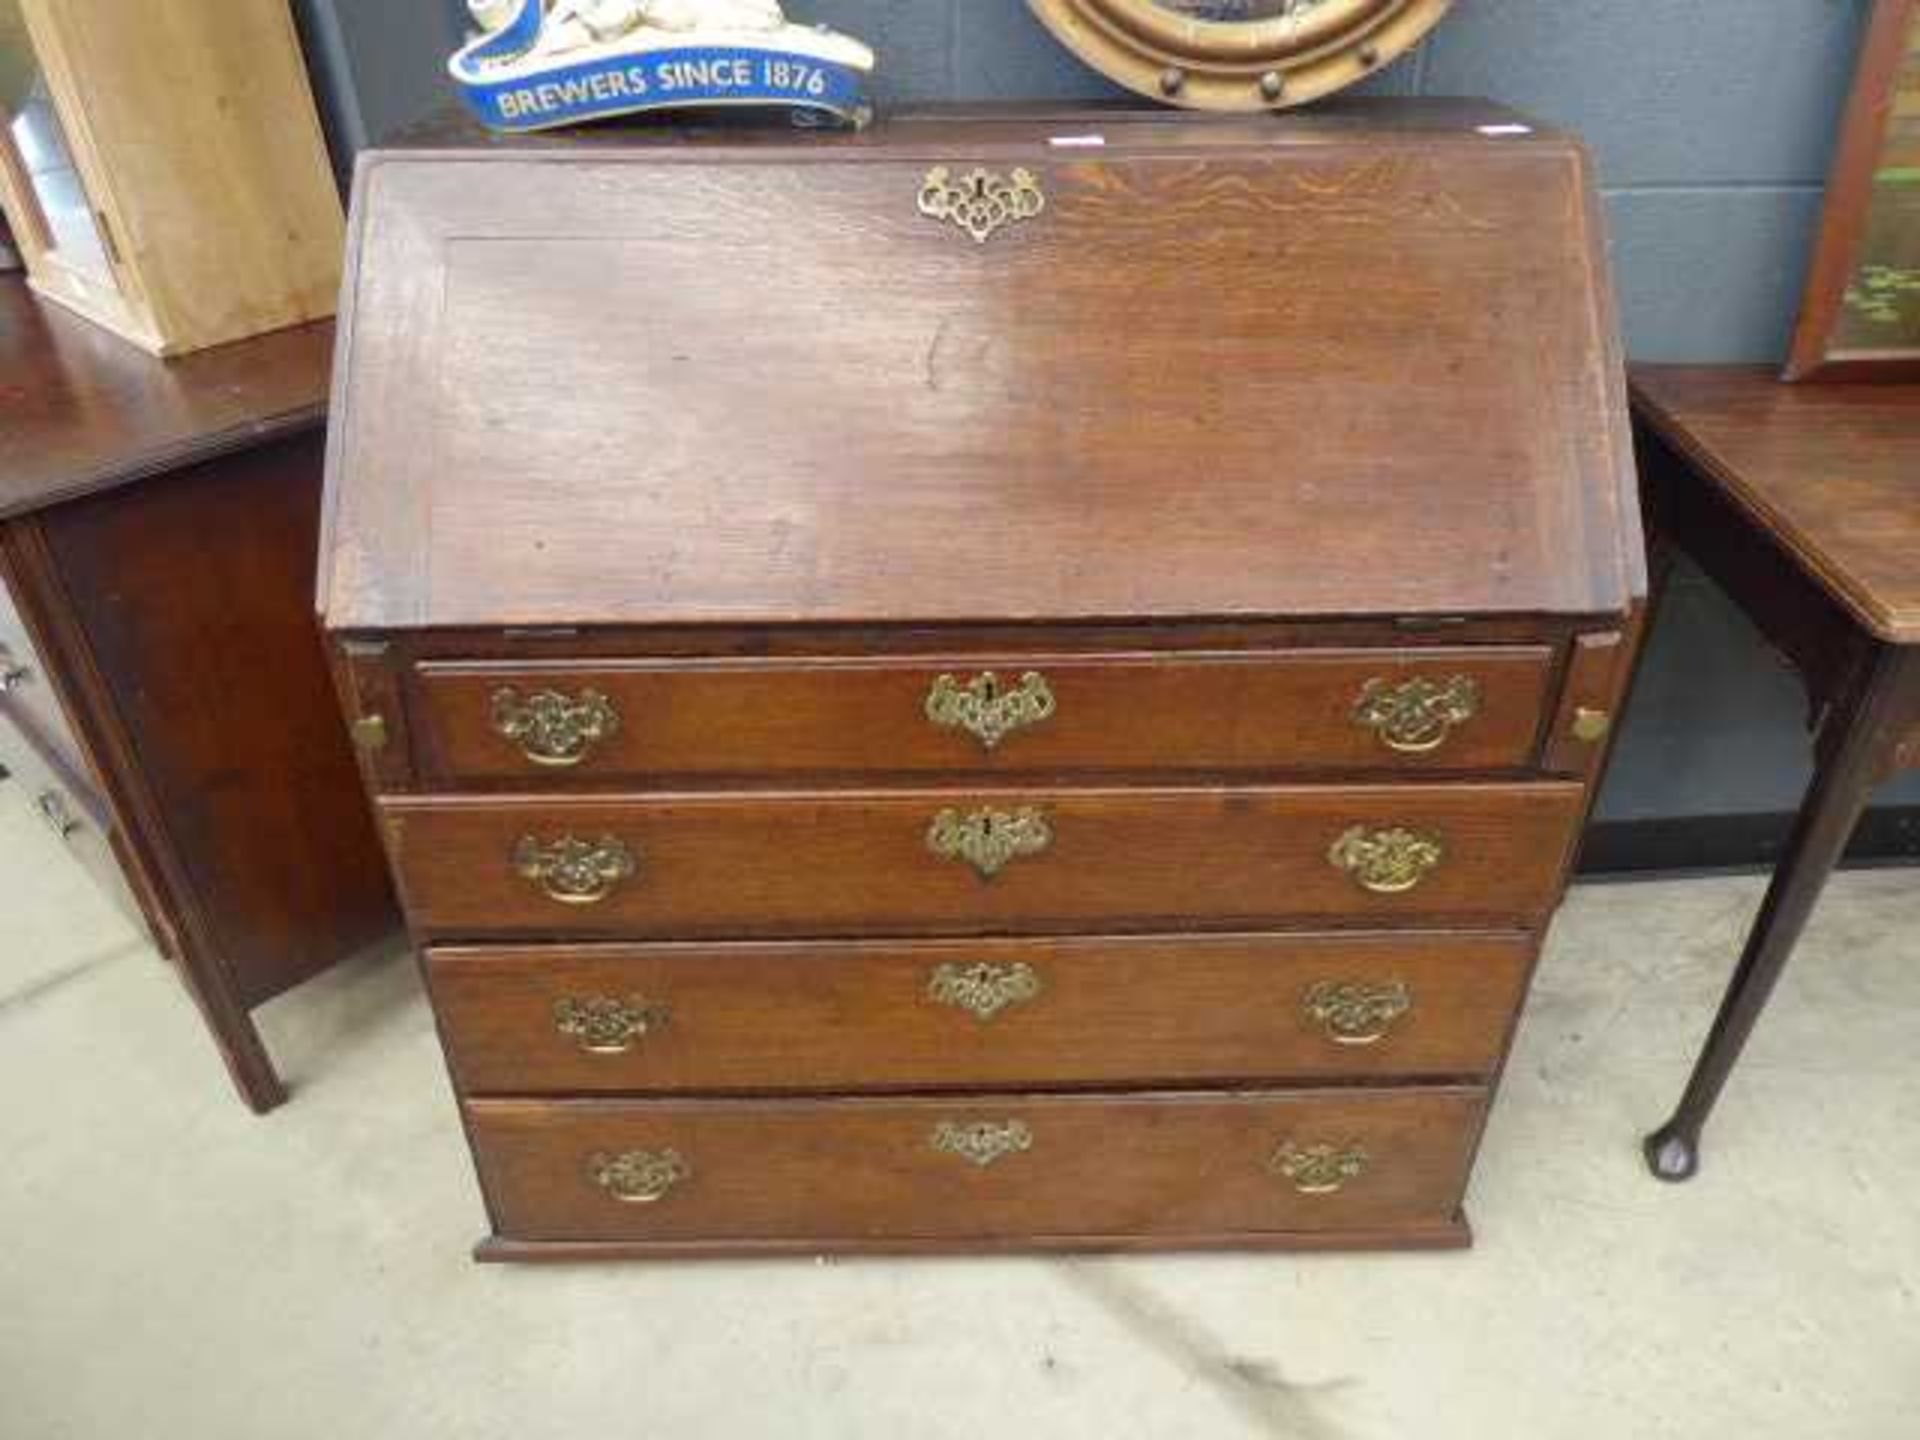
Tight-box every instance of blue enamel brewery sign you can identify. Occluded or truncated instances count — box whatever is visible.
[460,46,867,130]
[449,1,874,132]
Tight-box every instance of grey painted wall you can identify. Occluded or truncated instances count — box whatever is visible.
[298,0,466,163]
[325,0,1920,824]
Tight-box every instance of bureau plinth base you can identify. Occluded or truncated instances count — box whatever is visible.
[474,1216,1473,1263]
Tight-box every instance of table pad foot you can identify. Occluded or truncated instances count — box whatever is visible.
[1643,1122,1700,1183]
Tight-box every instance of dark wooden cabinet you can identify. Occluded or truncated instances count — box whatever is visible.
[321,103,1646,1258]
[0,280,399,1111]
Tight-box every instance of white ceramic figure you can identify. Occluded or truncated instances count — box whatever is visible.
[469,0,791,51]
[468,0,523,32]
[637,0,788,32]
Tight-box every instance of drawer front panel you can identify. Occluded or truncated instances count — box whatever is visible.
[413,647,1556,782]
[0,711,139,922]
[468,1088,1485,1244]
[430,932,1534,1094]
[0,577,84,773]
[385,782,1582,939]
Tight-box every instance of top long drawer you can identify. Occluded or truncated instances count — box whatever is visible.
[410,647,1555,783]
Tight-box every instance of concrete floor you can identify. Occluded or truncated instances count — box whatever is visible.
[2,781,1916,1440]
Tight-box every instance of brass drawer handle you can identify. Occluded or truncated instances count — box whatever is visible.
[1328,825,1444,895]
[927,961,1043,1021]
[1303,979,1412,1046]
[490,686,620,767]
[587,1148,688,1204]
[1353,675,1480,754]
[1269,1141,1368,1195]
[931,1119,1033,1168]
[1571,707,1613,743]
[917,165,1045,244]
[35,789,82,840]
[351,714,389,753]
[513,833,638,905]
[925,670,1056,751]
[927,805,1052,879]
[554,994,668,1054]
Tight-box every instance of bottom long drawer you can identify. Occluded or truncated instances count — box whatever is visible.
[467,1087,1485,1249]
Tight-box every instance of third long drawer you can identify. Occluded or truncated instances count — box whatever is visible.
[383,782,1585,939]
[429,931,1536,1094]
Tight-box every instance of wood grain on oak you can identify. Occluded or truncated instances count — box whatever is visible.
[1632,367,1920,642]
[467,1087,1486,1243]
[428,931,1536,1093]
[413,646,1556,783]
[0,282,334,522]
[383,782,1583,939]
[322,116,1641,631]
[1,276,396,1112]
[323,106,1646,1254]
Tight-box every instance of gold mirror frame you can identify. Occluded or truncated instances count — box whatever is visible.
[1025,0,1454,112]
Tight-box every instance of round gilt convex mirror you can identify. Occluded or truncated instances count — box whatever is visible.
[1026,0,1455,112]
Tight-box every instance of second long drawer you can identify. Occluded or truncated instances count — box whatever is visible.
[430,932,1535,1094]
[384,782,1584,938]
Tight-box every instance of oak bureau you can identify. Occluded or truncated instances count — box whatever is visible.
[320,102,1646,1259]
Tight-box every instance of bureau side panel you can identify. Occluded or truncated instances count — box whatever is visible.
[39,433,400,1005]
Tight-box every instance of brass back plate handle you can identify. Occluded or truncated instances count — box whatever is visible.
[491,686,620,767]
[930,1119,1033,1168]
[1269,1141,1368,1195]
[927,961,1043,1021]
[587,1148,688,1204]
[1352,675,1481,754]
[917,166,1046,244]
[926,806,1052,880]
[925,670,1056,751]
[554,995,669,1054]
[1303,979,1412,1046]
[1327,825,1444,895]
[514,834,638,905]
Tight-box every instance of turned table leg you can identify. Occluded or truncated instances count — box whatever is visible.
[1645,647,1919,1181]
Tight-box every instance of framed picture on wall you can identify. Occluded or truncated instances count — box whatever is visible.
[1786,0,1920,380]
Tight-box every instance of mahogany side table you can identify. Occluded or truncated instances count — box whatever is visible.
[1631,365,1920,1181]
[0,277,400,1112]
